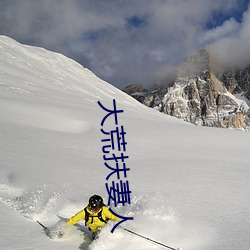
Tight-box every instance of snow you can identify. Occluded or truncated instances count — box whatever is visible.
[234,93,250,107]
[0,35,250,250]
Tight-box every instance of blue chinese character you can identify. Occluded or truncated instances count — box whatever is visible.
[108,208,133,233]
[98,99,123,126]
[103,152,129,162]
[106,180,132,207]
[105,162,130,180]
[101,126,127,153]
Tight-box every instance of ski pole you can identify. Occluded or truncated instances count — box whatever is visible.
[123,227,180,250]
[37,220,48,230]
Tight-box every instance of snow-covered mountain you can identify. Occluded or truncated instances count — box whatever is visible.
[124,49,250,130]
[1,36,250,250]
[217,65,250,100]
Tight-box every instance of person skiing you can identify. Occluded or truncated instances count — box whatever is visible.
[66,194,120,238]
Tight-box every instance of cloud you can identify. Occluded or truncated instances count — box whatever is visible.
[209,4,250,69]
[200,18,240,45]
[0,0,249,89]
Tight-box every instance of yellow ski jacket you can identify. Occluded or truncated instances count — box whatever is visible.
[67,206,120,233]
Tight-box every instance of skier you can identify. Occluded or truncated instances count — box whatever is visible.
[66,194,120,239]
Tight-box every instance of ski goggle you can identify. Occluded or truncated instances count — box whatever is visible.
[90,204,101,212]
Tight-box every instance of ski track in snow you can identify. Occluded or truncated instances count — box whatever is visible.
[0,179,212,250]
[2,36,249,250]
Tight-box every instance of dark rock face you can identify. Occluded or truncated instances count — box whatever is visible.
[122,84,147,103]
[218,66,250,99]
[123,49,250,130]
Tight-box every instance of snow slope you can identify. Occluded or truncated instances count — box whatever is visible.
[0,36,250,250]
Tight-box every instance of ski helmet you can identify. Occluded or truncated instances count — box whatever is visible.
[89,195,104,211]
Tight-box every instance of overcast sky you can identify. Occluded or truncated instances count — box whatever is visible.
[0,0,249,89]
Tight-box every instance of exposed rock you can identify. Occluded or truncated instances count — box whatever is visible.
[123,83,146,95]
[217,66,250,99]
[123,49,250,130]
[122,84,147,103]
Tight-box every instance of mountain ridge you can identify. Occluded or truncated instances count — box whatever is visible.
[123,49,250,130]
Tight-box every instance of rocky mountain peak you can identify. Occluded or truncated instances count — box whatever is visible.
[177,49,210,78]
[123,49,250,130]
